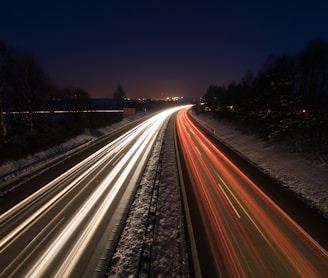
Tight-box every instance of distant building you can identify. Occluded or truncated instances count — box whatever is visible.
[123,107,136,115]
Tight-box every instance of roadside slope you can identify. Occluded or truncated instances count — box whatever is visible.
[190,110,328,218]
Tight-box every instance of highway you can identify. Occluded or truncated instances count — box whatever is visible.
[176,107,328,277]
[0,106,183,277]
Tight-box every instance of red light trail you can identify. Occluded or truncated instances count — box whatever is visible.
[176,107,328,277]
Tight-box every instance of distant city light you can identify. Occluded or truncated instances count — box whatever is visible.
[165,96,184,101]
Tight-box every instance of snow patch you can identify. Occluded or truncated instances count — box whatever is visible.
[0,114,146,183]
[105,118,189,277]
[191,111,328,218]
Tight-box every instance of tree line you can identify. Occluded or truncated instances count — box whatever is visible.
[0,41,96,134]
[0,39,181,163]
[0,40,122,162]
[199,39,328,162]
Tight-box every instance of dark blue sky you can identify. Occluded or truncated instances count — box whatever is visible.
[1,1,328,100]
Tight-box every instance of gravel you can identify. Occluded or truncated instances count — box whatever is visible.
[105,116,190,277]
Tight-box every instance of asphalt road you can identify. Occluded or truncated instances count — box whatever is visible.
[176,107,328,277]
[0,107,184,277]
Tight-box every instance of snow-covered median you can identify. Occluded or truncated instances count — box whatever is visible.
[105,117,189,277]
[1,109,327,277]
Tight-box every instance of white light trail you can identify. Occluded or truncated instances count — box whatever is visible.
[1,105,189,277]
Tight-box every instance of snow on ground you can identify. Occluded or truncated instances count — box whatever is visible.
[106,108,328,277]
[106,118,189,277]
[105,129,164,277]
[145,118,189,277]
[190,110,328,218]
[0,113,147,183]
[1,108,327,277]
[0,112,189,277]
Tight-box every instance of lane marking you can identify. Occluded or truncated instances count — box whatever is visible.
[195,146,202,156]
[217,182,241,219]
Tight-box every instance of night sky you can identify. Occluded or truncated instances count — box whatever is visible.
[1,1,328,100]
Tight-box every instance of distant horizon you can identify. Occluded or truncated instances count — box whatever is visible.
[1,1,327,100]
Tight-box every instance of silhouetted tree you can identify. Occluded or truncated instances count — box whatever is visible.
[10,51,50,133]
[202,39,328,161]
[296,40,328,161]
[113,83,126,109]
[297,39,328,113]
[0,40,10,143]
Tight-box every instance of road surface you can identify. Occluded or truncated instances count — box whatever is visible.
[176,107,328,277]
[0,106,184,277]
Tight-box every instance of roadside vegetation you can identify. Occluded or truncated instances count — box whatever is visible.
[0,40,182,164]
[0,40,125,163]
[198,39,328,163]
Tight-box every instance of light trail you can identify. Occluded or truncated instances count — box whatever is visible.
[176,107,328,277]
[2,109,123,115]
[0,106,187,277]
[27,108,169,276]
